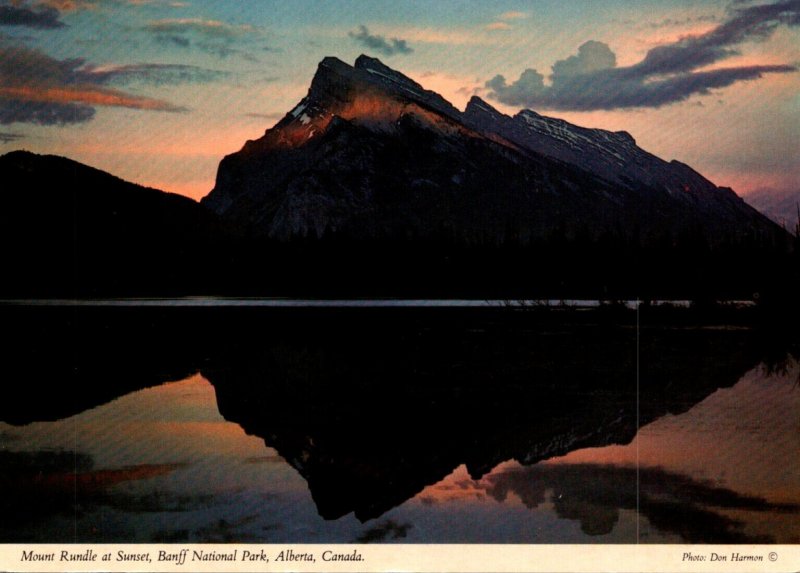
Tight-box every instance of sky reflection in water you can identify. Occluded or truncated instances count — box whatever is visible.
[0,363,798,544]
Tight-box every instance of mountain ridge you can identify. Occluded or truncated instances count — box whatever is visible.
[202,55,781,248]
[1,56,797,300]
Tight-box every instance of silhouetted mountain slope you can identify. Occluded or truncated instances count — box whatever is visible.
[0,56,796,300]
[204,55,782,247]
[462,96,773,238]
[0,150,225,297]
[204,315,769,522]
[195,55,798,300]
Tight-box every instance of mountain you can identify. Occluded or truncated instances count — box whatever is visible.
[0,150,225,297]
[204,314,767,523]
[204,56,614,245]
[203,55,780,248]
[4,304,782,526]
[0,57,795,300]
[462,96,763,235]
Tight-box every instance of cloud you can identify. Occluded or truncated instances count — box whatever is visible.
[146,17,253,39]
[348,25,413,56]
[0,84,185,109]
[486,22,512,31]
[0,44,186,125]
[125,0,181,8]
[0,3,65,28]
[195,41,258,60]
[37,0,97,10]
[486,0,800,110]
[363,25,489,46]
[0,98,95,124]
[156,33,189,47]
[487,11,528,31]
[38,0,188,9]
[144,17,257,59]
[0,0,197,32]
[647,14,720,29]
[152,38,253,59]
[551,40,617,77]
[245,111,284,120]
[31,0,187,12]
[355,520,413,543]
[0,130,24,143]
[486,69,546,105]
[498,11,528,20]
[79,63,229,85]
[476,463,797,542]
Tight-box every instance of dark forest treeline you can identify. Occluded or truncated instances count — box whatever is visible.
[4,223,798,304]
[1,150,798,313]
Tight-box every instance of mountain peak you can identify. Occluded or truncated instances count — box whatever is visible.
[465,96,502,115]
[353,54,388,72]
[205,55,781,248]
[352,53,428,98]
[318,55,349,69]
[254,55,465,152]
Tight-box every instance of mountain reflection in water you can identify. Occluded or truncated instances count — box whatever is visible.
[472,463,796,543]
[0,306,797,543]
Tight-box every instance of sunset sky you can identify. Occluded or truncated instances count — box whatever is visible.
[1,0,798,200]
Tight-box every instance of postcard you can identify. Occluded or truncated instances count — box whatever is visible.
[0,1,798,572]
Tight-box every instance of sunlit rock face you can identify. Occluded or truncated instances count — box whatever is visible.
[202,55,780,246]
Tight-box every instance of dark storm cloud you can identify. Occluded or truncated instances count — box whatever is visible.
[0,3,64,29]
[487,0,800,110]
[348,25,413,56]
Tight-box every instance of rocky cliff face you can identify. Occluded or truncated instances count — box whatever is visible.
[202,55,780,247]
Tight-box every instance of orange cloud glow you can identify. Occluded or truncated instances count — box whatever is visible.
[0,85,185,111]
[36,0,97,11]
[486,22,512,31]
[498,11,528,20]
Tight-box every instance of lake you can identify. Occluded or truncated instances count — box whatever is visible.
[0,303,797,543]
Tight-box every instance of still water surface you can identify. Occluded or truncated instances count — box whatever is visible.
[0,307,797,543]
